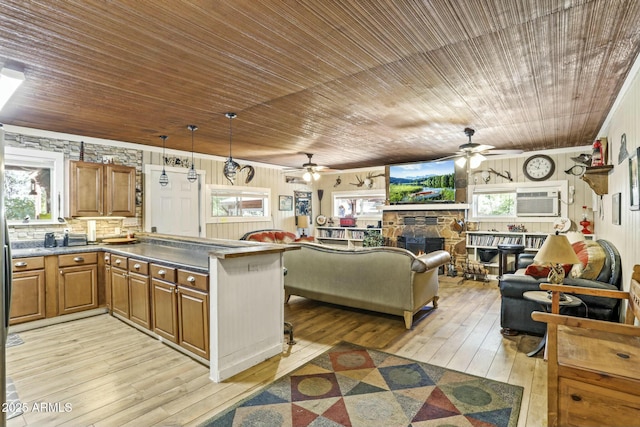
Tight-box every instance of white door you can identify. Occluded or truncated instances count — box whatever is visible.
[145,166,203,237]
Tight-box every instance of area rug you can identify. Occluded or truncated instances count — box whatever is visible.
[6,333,24,348]
[201,342,523,427]
[6,377,24,420]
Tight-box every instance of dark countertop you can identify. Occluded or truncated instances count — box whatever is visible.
[11,234,297,273]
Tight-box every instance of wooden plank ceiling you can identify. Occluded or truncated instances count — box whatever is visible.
[1,0,639,170]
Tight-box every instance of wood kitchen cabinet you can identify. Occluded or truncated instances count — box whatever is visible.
[128,258,151,329]
[69,160,136,217]
[10,256,46,325]
[109,255,151,329]
[110,255,130,318]
[58,252,98,315]
[151,264,209,359]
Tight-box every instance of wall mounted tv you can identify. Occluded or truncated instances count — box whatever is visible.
[388,159,456,204]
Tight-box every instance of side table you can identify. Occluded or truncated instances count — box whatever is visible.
[523,290,582,357]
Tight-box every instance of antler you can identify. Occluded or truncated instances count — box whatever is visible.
[366,172,385,179]
[350,175,365,187]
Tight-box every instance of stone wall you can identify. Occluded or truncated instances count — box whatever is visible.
[383,208,467,268]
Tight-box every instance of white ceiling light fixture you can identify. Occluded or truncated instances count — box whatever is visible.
[187,125,198,183]
[0,67,25,111]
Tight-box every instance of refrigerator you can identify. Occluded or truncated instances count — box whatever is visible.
[1,123,11,427]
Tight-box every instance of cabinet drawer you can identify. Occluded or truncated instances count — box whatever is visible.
[12,257,45,272]
[128,258,149,275]
[177,270,208,292]
[558,377,640,426]
[151,264,176,282]
[111,255,128,269]
[58,252,98,267]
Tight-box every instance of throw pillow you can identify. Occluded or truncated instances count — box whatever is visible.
[524,263,572,278]
[295,236,315,243]
[570,240,606,280]
[274,231,296,243]
[248,232,275,243]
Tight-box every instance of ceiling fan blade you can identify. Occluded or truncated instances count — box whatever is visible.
[485,149,524,155]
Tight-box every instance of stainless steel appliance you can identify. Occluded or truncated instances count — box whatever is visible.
[1,124,12,426]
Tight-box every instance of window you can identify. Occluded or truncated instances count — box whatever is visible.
[472,190,516,218]
[469,181,568,221]
[4,147,65,224]
[332,190,385,218]
[206,184,271,223]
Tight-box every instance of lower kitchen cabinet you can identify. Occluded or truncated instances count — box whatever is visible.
[177,285,209,359]
[10,257,46,325]
[110,255,130,318]
[57,252,98,315]
[128,259,150,329]
[151,264,209,359]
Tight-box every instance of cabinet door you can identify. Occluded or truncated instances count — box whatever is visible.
[152,279,178,343]
[58,264,98,315]
[10,270,46,325]
[69,160,104,216]
[178,287,209,359]
[129,272,151,329]
[111,267,129,318]
[105,164,136,217]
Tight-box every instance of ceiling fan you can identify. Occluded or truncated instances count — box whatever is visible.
[440,128,522,169]
[283,153,328,182]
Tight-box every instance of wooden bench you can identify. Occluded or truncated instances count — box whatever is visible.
[531,265,640,427]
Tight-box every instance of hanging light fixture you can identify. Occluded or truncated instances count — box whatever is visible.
[159,135,169,186]
[223,112,240,184]
[187,125,198,183]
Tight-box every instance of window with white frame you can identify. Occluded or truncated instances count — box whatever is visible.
[206,184,271,223]
[469,181,568,221]
[4,147,65,224]
[332,190,385,218]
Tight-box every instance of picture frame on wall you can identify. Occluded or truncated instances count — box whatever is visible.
[279,195,293,211]
[630,148,640,210]
[613,192,621,225]
[294,190,312,224]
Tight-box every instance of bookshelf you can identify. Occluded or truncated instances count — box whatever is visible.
[316,227,382,248]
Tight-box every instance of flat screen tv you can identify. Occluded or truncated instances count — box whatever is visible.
[388,159,456,204]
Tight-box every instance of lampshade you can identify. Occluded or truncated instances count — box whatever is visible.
[469,153,486,169]
[0,67,25,111]
[534,232,580,265]
[303,171,312,182]
[296,215,310,228]
[455,157,467,168]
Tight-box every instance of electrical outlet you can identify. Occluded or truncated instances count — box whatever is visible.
[115,227,121,235]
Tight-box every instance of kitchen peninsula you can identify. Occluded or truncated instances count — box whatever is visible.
[10,233,297,382]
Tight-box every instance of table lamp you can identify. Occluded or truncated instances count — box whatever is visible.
[533,231,580,285]
[296,215,310,237]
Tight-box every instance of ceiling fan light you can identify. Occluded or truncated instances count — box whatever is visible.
[470,153,486,169]
[303,171,312,182]
[455,157,467,168]
[312,171,321,180]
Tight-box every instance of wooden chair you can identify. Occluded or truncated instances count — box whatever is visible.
[531,265,640,427]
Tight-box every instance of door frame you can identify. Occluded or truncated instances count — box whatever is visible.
[143,164,206,237]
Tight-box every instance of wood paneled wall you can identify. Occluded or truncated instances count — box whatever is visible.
[597,65,640,295]
[143,151,311,240]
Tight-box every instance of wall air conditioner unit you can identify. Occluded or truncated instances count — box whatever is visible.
[516,188,560,216]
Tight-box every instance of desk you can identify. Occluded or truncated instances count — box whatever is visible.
[523,290,582,357]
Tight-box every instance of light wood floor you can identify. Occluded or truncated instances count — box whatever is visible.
[6,278,547,426]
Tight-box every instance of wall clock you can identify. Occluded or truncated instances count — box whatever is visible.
[523,154,555,181]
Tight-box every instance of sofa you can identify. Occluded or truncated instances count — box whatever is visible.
[499,239,622,336]
[283,242,451,329]
[240,229,316,244]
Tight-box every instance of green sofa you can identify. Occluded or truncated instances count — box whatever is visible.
[283,242,451,329]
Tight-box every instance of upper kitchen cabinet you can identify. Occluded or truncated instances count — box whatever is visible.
[69,161,136,217]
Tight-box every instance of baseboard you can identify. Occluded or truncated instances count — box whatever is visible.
[8,308,109,333]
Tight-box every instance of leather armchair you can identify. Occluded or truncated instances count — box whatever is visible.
[499,239,622,336]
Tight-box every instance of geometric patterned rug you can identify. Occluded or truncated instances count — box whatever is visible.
[6,333,24,348]
[6,377,24,420]
[200,342,523,427]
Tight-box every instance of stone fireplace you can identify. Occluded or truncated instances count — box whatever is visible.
[382,206,468,271]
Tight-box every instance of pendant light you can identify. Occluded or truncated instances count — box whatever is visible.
[223,112,240,184]
[187,125,198,183]
[159,135,169,186]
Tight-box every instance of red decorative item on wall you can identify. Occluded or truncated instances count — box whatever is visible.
[580,205,592,234]
[591,140,604,166]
